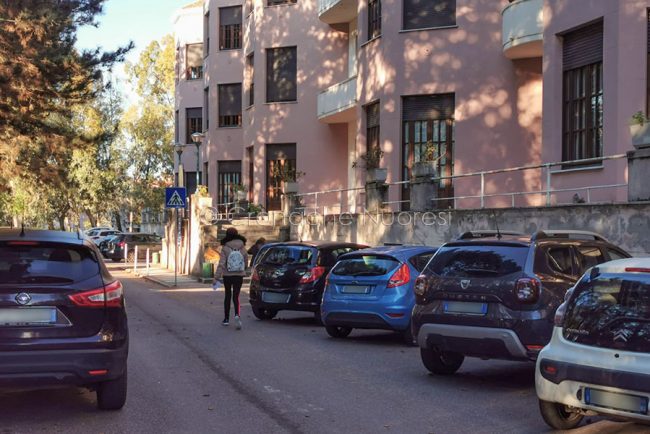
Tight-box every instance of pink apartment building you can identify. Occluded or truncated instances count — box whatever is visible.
[174,0,650,212]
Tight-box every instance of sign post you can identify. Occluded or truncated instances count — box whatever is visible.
[165,187,187,287]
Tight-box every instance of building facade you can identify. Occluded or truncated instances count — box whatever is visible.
[174,0,650,212]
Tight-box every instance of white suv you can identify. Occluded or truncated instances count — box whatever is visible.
[535,258,650,430]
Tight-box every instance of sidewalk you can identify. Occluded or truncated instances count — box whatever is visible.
[125,264,251,288]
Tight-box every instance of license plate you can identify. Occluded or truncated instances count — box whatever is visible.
[262,292,291,304]
[341,285,370,294]
[443,301,488,315]
[0,308,57,326]
[584,388,649,415]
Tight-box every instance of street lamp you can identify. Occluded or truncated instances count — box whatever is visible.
[191,132,205,193]
[174,143,185,188]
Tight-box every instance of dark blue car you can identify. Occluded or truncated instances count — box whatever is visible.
[321,246,437,344]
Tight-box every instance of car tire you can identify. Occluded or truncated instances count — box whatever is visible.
[96,370,127,411]
[420,347,464,375]
[538,399,584,430]
[325,326,352,338]
[252,307,277,320]
[112,258,122,263]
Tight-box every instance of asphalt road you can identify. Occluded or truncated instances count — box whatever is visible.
[1,265,647,434]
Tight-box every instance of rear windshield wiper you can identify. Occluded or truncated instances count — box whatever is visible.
[462,268,500,276]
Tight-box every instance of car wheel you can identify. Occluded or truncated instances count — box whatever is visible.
[96,370,127,411]
[252,307,277,320]
[538,399,584,430]
[325,325,352,338]
[112,258,122,263]
[420,347,464,375]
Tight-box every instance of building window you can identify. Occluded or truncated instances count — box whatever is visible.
[174,110,179,143]
[219,83,242,127]
[266,144,296,211]
[247,146,254,202]
[266,46,297,103]
[366,102,380,157]
[246,54,254,107]
[218,161,242,207]
[203,87,210,131]
[186,108,203,144]
[562,21,603,163]
[368,0,381,40]
[186,43,203,80]
[204,11,210,57]
[220,6,242,50]
[203,162,209,190]
[403,0,456,31]
[267,0,296,6]
[402,94,455,209]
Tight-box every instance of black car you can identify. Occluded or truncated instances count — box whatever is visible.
[0,229,128,410]
[105,233,162,263]
[249,241,368,320]
[412,230,630,375]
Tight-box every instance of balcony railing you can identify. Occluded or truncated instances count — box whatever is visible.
[317,75,357,123]
[502,0,543,59]
[318,0,357,25]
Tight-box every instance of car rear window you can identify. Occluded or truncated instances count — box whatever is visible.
[260,246,314,266]
[563,273,650,353]
[331,255,400,276]
[0,243,100,284]
[425,245,529,278]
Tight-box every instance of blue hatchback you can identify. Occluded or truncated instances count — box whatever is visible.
[321,246,437,344]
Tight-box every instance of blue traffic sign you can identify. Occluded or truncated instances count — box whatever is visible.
[165,187,187,209]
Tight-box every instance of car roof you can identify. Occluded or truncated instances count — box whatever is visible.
[595,258,650,274]
[0,228,86,246]
[341,245,438,259]
[264,241,368,249]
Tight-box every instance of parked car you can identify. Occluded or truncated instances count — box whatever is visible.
[105,233,162,263]
[249,241,368,320]
[89,229,121,246]
[99,235,121,258]
[85,227,114,237]
[412,230,631,375]
[0,229,128,410]
[536,259,650,430]
[321,246,437,344]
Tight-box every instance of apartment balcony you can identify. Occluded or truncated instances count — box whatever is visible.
[502,0,543,59]
[318,0,357,26]
[317,76,357,124]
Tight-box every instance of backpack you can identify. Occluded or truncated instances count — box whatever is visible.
[226,248,245,272]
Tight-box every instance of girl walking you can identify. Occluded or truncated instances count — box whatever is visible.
[214,227,248,329]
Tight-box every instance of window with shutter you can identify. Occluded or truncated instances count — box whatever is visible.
[246,54,255,107]
[203,87,210,131]
[186,43,203,80]
[366,102,380,158]
[220,6,242,50]
[218,161,242,206]
[267,0,296,6]
[266,47,297,103]
[204,12,210,57]
[265,144,297,211]
[368,0,381,40]
[218,83,242,127]
[186,108,203,144]
[561,21,603,164]
[403,0,456,31]
[401,94,455,209]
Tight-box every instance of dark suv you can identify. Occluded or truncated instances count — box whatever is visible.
[412,230,630,375]
[105,233,162,263]
[0,229,128,410]
[249,241,367,320]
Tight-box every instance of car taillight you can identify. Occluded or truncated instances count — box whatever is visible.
[625,267,650,273]
[69,280,123,308]
[554,301,567,327]
[388,264,411,288]
[414,275,428,296]
[117,241,125,248]
[514,277,541,303]
[251,268,260,282]
[300,266,326,284]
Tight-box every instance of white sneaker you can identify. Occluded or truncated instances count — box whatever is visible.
[235,315,242,330]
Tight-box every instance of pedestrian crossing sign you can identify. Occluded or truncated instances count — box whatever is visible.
[165,187,187,209]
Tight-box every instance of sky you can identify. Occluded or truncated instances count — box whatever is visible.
[76,0,189,100]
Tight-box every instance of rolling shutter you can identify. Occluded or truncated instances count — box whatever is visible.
[403,0,456,31]
[266,47,297,102]
[366,102,380,128]
[266,143,297,161]
[186,44,203,68]
[402,94,455,121]
[220,6,241,26]
[219,83,242,117]
[562,21,603,71]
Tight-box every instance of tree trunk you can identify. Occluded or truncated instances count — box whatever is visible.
[113,211,122,232]
[85,210,97,228]
[58,216,66,232]
[48,220,55,230]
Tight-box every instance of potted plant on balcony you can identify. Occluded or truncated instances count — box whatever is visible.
[412,141,441,178]
[353,146,387,183]
[232,184,247,202]
[272,165,305,194]
[630,111,650,149]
